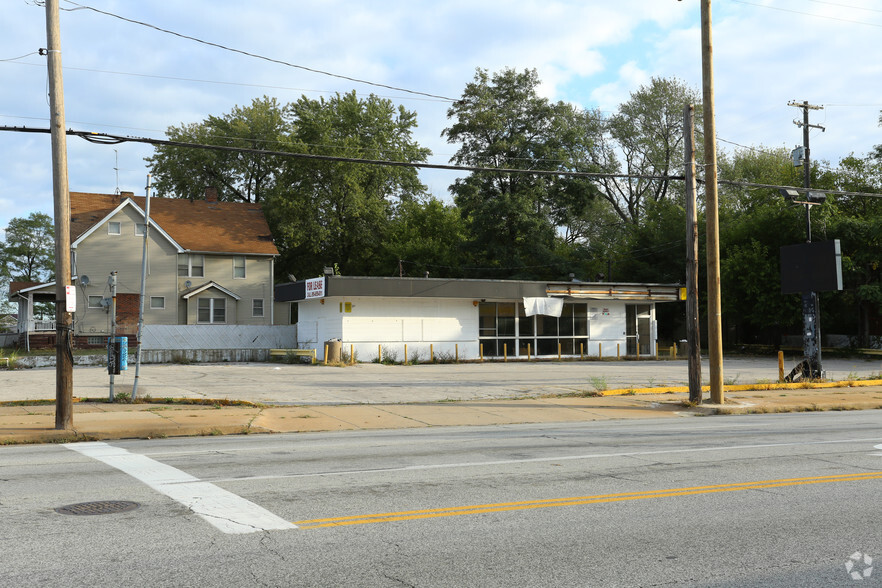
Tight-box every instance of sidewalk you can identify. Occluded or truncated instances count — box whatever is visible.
[3,380,881,444]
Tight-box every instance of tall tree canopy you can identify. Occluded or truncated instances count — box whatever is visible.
[148,92,431,279]
[146,96,288,203]
[443,68,597,278]
[266,91,431,278]
[588,77,701,226]
[1,212,55,282]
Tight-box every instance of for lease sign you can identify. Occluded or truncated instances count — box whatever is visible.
[305,277,325,299]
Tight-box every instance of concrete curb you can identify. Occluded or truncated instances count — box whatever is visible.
[2,382,882,444]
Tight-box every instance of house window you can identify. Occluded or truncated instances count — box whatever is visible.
[135,223,146,236]
[88,295,103,308]
[178,254,204,277]
[233,256,246,279]
[108,221,121,235]
[150,296,165,310]
[197,298,225,323]
[252,298,264,317]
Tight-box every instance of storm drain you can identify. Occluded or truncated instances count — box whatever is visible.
[55,501,140,516]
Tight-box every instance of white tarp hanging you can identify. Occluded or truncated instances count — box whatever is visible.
[522,297,564,317]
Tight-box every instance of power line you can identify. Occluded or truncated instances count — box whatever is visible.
[2,59,451,104]
[5,125,879,199]
[716,178,882,199]
[0,125,685,182]
[730,0,882,28]
[0,51,41,62]
[804,0,882,14]
[58,0,456,102]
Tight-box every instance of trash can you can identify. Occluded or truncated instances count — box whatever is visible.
[324,339,342,363]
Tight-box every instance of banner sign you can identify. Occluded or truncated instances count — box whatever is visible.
[305,277,325,299]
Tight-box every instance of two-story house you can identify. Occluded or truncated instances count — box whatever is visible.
[10,189,279,348]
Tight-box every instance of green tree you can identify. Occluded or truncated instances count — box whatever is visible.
[1,212,55,282]
[371,198,469,277]
[266,91,431,278]
[589,77,701,225]
[146,96,288,202]
[443,68,597,278]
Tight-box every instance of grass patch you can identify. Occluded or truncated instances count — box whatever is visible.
[588,376,608,392]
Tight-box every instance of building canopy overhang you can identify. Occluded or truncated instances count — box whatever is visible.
[276,276,684,304]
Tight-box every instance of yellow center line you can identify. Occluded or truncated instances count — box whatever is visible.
[293,471,882,529]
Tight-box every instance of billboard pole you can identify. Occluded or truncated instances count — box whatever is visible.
[788,100,825,380]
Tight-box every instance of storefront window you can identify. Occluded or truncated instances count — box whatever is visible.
[479,301,591,358]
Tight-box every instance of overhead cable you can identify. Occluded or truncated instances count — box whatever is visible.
[59,0,456,101]
[0,125,684,182]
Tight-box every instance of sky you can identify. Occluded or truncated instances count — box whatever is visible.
[2,0,881,239]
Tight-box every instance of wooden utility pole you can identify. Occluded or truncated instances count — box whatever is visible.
[684,104,702,405]
[45,0,73,429]
[700,0,724,404]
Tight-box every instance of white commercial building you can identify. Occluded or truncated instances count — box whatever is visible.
[275,276,684,362]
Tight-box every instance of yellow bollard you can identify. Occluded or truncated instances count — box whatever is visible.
[430,344,434,363]
[599,342,602,359]
[404,344,408,364]
[778,350,785,382]
[527,343,531,361]
[378,344,382,363]
[324,344,329,365]
[455,344,459,363]
[504,343,507,362]
[617,343,620,359]
[480,343,484,362]
[558,342,561,361]
[350,343,355,365]
[580,343,584,360]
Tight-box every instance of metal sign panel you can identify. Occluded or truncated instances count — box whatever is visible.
[305,277,325,299]
[780,240,843,294]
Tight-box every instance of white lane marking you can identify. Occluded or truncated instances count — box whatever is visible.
[204,437,882,484]
[65,441,296,534]
[873,443,882,456]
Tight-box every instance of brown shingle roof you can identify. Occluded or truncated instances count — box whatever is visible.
[70,192,278,255]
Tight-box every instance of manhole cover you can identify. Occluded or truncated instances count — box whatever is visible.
[55,501,140,516]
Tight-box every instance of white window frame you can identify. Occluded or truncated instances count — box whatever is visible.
[87,295,103,308]
[197,298,226,324]
[135,222,146,236]
[233,256,246,279]
[149,296,165,310]
[108,221,121,235]
[252,298,264,318]
[178,254,205,278]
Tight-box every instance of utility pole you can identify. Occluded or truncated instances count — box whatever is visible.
[131,175,152,402]
[45,0,73,430]
[108,271,117,401]
[684,104,702,405]
[700,0,724,404]
[789,100,826,380]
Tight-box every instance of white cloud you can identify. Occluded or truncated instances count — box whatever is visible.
[1,0,880,234]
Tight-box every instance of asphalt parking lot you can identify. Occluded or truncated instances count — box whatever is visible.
[2,355,880,404]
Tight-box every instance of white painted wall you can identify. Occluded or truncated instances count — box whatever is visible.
[297,296,479,361]
[296,296,656,361]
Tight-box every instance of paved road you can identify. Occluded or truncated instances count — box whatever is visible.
[2,412,880,586]
[3,355,881,404]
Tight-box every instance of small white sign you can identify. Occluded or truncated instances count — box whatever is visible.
[305,277,325,299]
[65,285,76,312]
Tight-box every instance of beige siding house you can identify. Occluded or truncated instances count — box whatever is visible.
[11,190,279,348]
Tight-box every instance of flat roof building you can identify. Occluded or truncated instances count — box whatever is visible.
[276,276,683,362]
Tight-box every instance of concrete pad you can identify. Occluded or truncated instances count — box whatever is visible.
[250,407,362,433]
[304,405,432,430]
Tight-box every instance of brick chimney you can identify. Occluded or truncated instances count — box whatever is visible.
[204,186,218,202]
